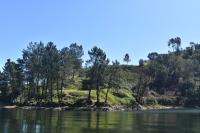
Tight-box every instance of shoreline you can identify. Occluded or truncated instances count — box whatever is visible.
[0,104,183,111]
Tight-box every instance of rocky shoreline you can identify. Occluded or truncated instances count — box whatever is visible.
[0,104,180,111]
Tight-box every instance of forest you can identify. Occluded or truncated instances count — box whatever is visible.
[1,37,200,108]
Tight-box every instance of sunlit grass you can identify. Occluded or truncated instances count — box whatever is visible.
[62,88,135,106]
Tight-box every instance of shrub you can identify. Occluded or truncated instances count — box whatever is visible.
[144,96,157,105]
[157,96,177,106]
[112,91,127,98]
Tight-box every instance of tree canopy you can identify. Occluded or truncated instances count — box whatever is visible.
[1,37,200,107]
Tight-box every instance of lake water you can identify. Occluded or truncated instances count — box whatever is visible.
[0,108,200,133]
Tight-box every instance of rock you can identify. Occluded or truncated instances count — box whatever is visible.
[94,107,111,112]
[132,102,146,111]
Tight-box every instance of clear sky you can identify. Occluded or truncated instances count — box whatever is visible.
[0,0,200,70]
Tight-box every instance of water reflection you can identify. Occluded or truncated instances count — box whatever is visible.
[1,109,200,133]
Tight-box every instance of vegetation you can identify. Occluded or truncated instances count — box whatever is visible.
[123,53,131,65]
[1,37,200,108]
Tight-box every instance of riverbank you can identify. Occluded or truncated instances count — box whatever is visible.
[0,103,181,111]
[0,103,17,109]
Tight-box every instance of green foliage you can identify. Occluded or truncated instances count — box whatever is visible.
[143,96,158,105]
[87,46,109,106]
[61,88,135,106]
[2,37,200,107]
[123,53,131,64]
[168,37,181,53]
[157,96,177,106]
[1,59,23,103]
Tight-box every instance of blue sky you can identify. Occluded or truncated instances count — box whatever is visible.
[0,0,200,70]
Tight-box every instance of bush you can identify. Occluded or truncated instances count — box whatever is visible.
[143,96,157,105]
[112,91,127,98]
[157,96,177,106]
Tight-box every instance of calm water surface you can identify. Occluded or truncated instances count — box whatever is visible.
[0,108,200,133]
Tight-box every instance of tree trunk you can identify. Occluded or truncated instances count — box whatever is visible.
[45,78,49,103]
[72,69,75,81]
[105,88,110,104]
[27,80,30,100]
[60,78,64,102]
[96,84,100,107]
[41,80,45,103]
[36,79,39,103]
[56,78,60,104]
[50,78,53,103]
[88,87,92,102]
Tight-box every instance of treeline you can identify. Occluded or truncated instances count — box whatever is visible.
[136,37,200,106]
[0,42,126,106]
[1,37,200,107]
[0,42,84,104]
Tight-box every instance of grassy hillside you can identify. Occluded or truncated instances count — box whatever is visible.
[63,88,135,106]
[15,87,135,107]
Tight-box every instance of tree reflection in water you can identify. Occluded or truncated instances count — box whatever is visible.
[1,109,200,133]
